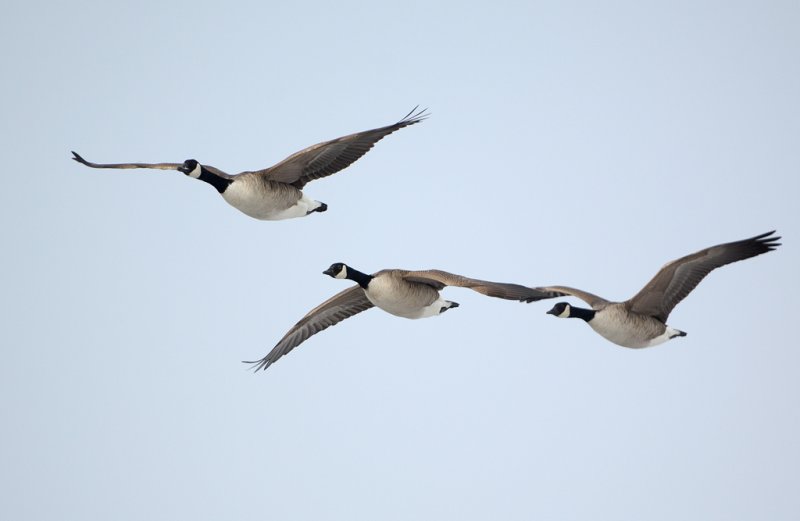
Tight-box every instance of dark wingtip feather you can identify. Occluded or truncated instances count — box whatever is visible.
[242,357,272,373]
[399,106,430,125]
[753,230,781,251]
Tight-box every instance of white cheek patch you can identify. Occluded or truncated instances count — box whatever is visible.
[335,266,347,279]
[188,163,202,179]
[558,305,571,318]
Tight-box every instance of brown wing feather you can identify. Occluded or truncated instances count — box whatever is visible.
[403,270,565,302]
[249,107,428,189]
[72,151,231,177]
[628,231,780,322]
[244,286,374,372]
[71,151,182,171]
[531,285,610,309]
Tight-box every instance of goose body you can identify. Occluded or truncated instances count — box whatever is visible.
[216,174,318,220]
[72,107,427,220]
[537,231,781,348]
[553,303,686,348]
[246,263,562,371]
[360,270,453,319]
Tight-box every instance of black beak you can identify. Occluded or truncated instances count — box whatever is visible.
[178,165,189,174]
[546,306,559,315]
[323,268,335,277]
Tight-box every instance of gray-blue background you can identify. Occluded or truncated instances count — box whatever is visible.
[2,1,798,519]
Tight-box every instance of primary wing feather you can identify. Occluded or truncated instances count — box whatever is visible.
[249,107,428,189]
[628,231,780,322]
[244,286,374,372]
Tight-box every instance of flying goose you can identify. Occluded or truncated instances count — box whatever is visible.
[246,263,562,371]
[71,107,427,220]
[532,231,781,348]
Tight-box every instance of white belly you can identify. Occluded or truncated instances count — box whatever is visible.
[221,181,317,220]
[643,326,684,347]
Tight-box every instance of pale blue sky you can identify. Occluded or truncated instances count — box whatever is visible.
[2,1,799,520]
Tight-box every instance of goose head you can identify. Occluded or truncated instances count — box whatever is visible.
[178,159,201,178]
[323,262,349,279]
[546,302,572,318]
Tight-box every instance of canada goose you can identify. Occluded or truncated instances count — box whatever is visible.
[533,231,781,348]
[246,263,562,371]
[71,107,427,220]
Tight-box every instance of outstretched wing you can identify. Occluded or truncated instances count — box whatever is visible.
[403,269,565,302]
[71,151,231,177]
[249,107,429,189]
[71,151,182,171]
[628,230,780,322]
[530,286,610,309]
[244,285,375,372]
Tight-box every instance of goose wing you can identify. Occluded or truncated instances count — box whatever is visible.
[402,270,565,302]
[71,151,231,177]
[244,285,374,372]
[628,230,781,322]
[529,286,610,309]
[72,151,182,171]
[248,107,428,189]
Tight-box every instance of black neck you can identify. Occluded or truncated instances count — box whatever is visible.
[198,167,233,194]
[346,267,373,289]
[570,306,596,322]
